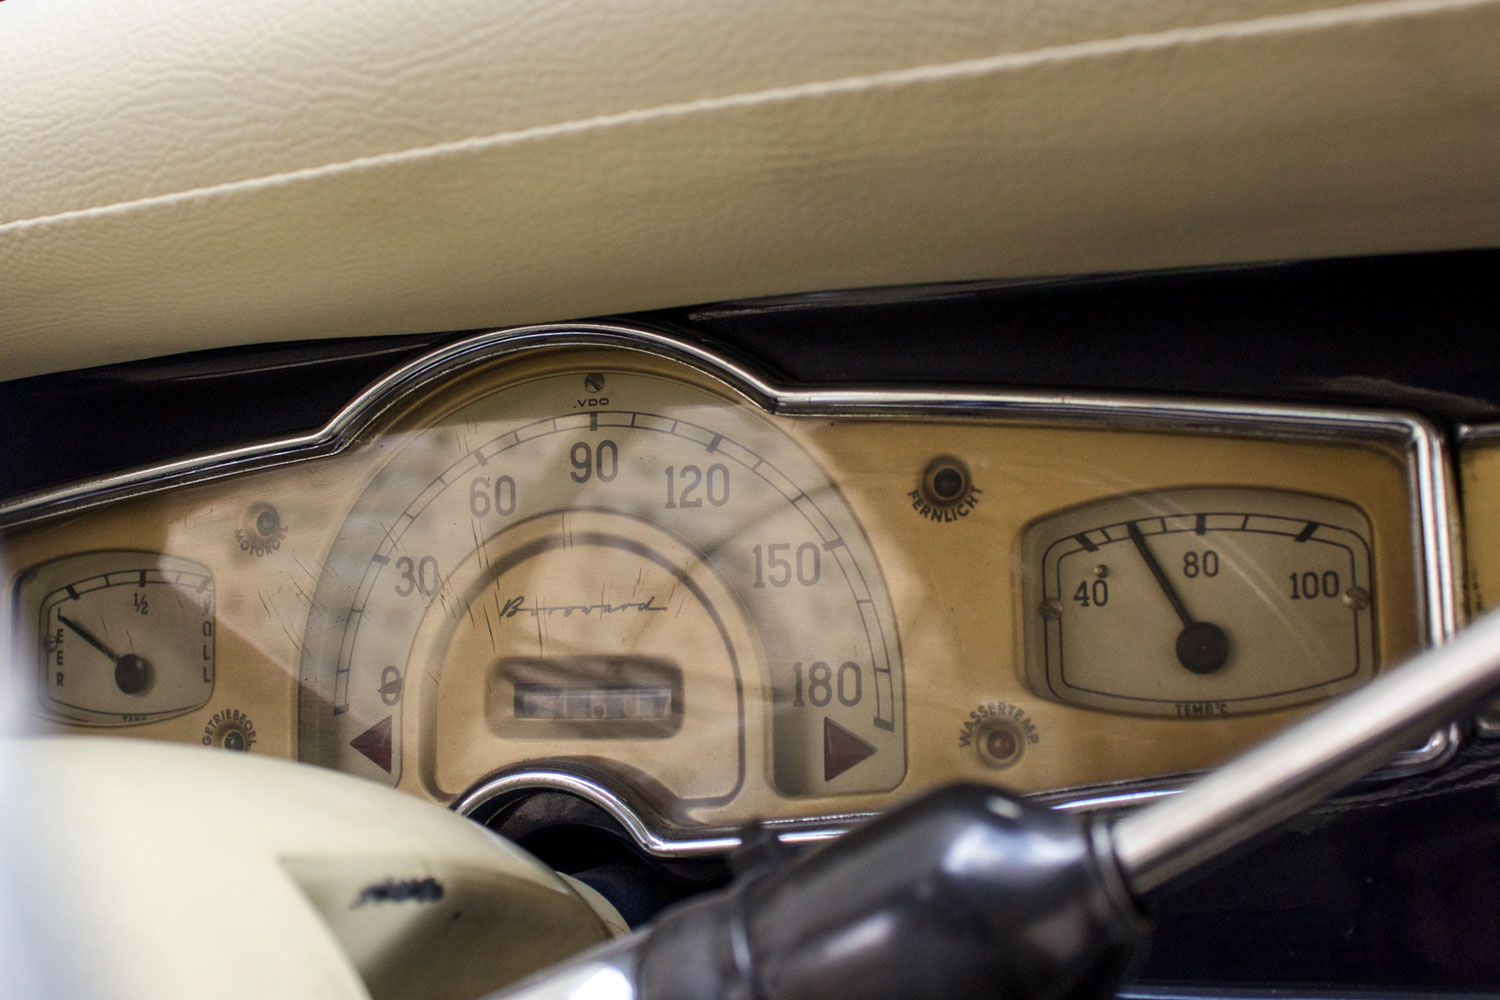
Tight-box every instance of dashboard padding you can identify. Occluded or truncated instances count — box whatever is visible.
[2,0,1499,378]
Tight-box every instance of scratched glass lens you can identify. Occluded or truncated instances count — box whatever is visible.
[299,369,904,821]
[15,551,215,725]
[1021,488,1377,717]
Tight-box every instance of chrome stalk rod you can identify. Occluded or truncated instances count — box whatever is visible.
[1113,606,1500,896]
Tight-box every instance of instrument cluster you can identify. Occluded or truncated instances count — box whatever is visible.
[0,326,1454,849]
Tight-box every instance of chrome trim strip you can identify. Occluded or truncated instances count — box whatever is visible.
[451,768,869,857]
[1458,422,1500,443]
[451,770,746,858]
[0,322,1464,855]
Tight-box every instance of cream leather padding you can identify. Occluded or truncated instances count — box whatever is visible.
[0,738,622,1000]
[2,0,1499,379]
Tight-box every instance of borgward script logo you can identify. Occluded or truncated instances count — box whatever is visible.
[498,595,667,619]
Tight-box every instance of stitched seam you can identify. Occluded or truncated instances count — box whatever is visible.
[1,0,1493,234]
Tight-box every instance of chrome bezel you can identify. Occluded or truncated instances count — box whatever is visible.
[0,322,1463,856]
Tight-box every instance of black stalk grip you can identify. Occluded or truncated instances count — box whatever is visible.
[636,784,1150,1000]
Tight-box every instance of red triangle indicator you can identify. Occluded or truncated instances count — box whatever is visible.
[351,716,393,773]
[824,717,877,782]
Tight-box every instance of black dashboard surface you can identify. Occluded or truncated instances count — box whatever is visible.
[4,250,1500,502]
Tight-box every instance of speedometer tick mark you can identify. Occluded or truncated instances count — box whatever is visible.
[707,434,722,454]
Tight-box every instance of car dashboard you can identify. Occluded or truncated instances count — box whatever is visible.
[4,258,1500,994]
[7,0,1500,992]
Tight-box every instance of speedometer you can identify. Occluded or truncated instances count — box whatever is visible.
[299,351,904,824]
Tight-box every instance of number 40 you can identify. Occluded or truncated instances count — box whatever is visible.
[1073,580,1109,607]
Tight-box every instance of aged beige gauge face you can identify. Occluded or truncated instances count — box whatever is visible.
[13,551,215,725]
[299,363,905,818]
[1021,489,1377,717]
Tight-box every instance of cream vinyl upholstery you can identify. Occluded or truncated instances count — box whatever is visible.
[0,739,623,999]
[2,0,1499,379]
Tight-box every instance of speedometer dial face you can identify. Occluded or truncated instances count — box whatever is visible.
[1021,488,1377,716]
[299,357,904,823]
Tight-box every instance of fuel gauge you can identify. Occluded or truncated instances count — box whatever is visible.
[14,551,215,725]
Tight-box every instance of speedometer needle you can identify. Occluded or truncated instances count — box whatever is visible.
[1125,522,1230,675]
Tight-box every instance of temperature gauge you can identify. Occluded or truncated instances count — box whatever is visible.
[1021,488,1377,717]
[14,551,215,725]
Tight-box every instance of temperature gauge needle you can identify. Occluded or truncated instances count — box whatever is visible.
[56,612,152,695]
[1125,522,1230,675]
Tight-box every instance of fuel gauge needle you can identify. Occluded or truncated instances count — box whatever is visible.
[57,612,119,662]
[1125,521,1230,675]
[57,612,152,695]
